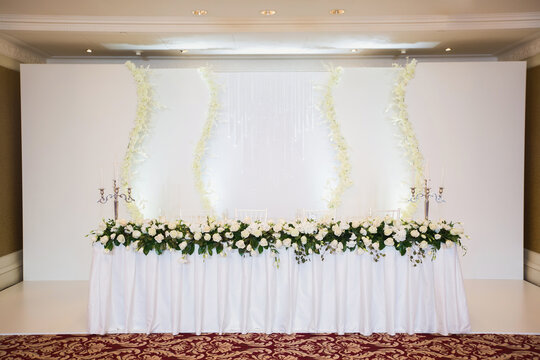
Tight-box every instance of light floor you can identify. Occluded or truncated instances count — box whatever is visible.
[0,280,538,335]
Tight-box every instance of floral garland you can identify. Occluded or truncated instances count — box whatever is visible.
[390,59,424,219]
[89,216,465,266]
[192,67,219,213]
[121,61,156,221]
[321,66,353,209]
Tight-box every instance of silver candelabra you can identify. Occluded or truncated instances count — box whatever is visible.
[409,178,445,220]
[97,179,135,220]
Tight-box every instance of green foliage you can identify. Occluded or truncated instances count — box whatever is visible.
[88,217,467,266]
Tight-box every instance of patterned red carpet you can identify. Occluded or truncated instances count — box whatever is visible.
[0,333,538,359]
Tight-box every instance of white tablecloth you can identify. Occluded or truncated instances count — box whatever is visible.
[88,244,470,335]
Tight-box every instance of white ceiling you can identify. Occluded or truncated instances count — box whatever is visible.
[0,0,539,58]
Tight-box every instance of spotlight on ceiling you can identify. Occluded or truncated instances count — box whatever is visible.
[260,10,276,16]
[330,9,345,15]
[445,47,452,52]
[85,49,93,53]
[192,9,208,16]
[351,49,359,53]
[401,49,407,54]
[135,50,142,56]
[178,49,188,54]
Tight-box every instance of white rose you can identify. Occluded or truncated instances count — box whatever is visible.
[148,227,157,236]
[260,238,268,246]
[340,222,350,230]
[410,230,420,238]
[204,233,211,241]
[117,234,125,244]
[253,229,262,237]
[273,232,281,239]
[349,233,357,241]
[132,230,141,239]
[368,226,377,234]
[347,240,356,248]
[360,228,367,236]
[446,240,454,247]
[230,223,240,232]
[352,221,360,228]
[155,234,164,243]
[419,226,428,233]
[177,231,184,239]
[308,248,313,254]
[290,229,300,237]
[217,227,224,233]
[91,235,97,242]
[273,224,282,232]
[315,243,321,249]
[246,244,253,252]
[241,230,250,238]
[168,222,176,230]
[283,238,292,247]
[275,239,283,248]
[384,238,394,247]
[420,240,428,249]
[372,242,380,250]
[225,232,234,239]
[337,242,344,250]
[110,233,116,239]
[179,241,187,250]
[315,233,323,241]
[292,243,299,251]
[212,233,222,242]
[194,232,202,240]
[169,230,178,239]
[236,240,246,249]
[202,225,210,233]
[362,237,372,246]
[118,219,128,227]
[435,234,441,240]
[330,239,338,249]
[100,235,109,244]
[301,236,307,245]
[384,227,393,236]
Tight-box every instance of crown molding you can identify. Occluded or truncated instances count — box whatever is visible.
[497,34,540,61]
[0,12,539,32]
[0,34,46,63]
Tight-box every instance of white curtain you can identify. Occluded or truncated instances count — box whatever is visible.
[204,72,334,219]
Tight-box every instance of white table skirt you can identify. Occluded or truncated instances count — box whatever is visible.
[88,243,470,335]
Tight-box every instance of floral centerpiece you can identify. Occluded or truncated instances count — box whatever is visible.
[89,216,466,266]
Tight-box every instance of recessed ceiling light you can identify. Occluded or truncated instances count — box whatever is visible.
[330,9,345,15]
[179,49,188,54]
[86,49,92,53]
[401,49,407,54]
[260,10,276,16]
[445,47,452,52]
[192,9,208,16]
[135,50,142,56]
[351,49,359,53]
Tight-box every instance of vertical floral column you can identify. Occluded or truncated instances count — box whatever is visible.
[122,61,155,221]
[321,66,353,209]
[390,59,423,219]
[192,67,219,214]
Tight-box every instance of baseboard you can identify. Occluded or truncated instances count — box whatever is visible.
[0,250,22,291]
[524,249,540,287]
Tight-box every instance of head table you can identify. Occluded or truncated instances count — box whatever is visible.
[88,243,470,335]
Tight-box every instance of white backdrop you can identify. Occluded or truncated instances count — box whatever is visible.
[21,61,525,280]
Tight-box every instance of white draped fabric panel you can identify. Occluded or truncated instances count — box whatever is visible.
[88,244,470,335]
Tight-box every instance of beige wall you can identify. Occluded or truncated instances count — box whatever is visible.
[0,65,22,257]
[525,64,540,254]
